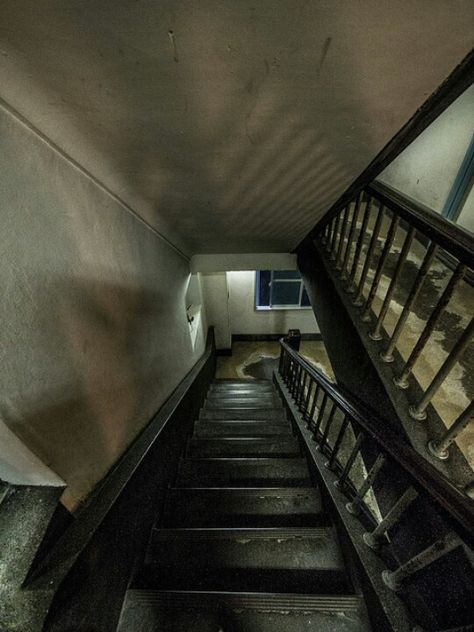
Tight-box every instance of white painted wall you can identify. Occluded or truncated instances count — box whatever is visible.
[227,271,319,336]
[0,103,207,509]
[191,253,297,273]
[457,185,474,235]
[200,273,232,349]
[378,85,474,230]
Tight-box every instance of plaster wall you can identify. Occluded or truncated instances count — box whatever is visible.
[0,104,207,510]
[227,271,319,336]
[457,185,474,234]
[191,253,297,273]
[378,85,474,230]
[200,273,232,349]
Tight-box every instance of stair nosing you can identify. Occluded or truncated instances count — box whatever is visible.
[124,588,363,610]
[152,527,334,540]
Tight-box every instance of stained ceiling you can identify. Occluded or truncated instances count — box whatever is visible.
[0,1,473,255]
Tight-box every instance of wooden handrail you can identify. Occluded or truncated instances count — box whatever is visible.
[367,181,474,267]
[280,339,474,537]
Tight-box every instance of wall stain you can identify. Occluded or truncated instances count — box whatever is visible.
[319,37,332,68]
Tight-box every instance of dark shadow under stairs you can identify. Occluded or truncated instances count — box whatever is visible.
[117,378,371,631]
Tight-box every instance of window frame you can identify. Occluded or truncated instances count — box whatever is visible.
[255,270,312,311]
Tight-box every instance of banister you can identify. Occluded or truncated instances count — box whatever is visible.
[367,181,474,267]
[279,338,474,537]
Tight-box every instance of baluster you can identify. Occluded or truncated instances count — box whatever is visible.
[278,346,284,375]
[288,358,295,390]
[335,206,349,269]
[361,212,400,322]
[353,204,385,306]
[409,317,474,420]
[307,384,320,429]
[297,370,308,409]
[292,364,302,398]
[325,417,348,471]
[382,532,460,592]
[302,380,315,422]
[381,242,438,362]
[326,217,336,253]
[347,195,373,293]
[341,194,362,281]
[363,487,418,549]
[330,214,340,258]
[330,212,343,261]
[335,433,364,489]
[290,359,299,397]
[427,400,474,460]
[394,262,466,389]
[322,223,330,245]
[312,392,328,441]
[346,453,385,515]
[370,226,416,341]
[318,401,337,453]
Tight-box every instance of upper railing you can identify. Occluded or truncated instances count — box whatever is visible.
[312,181,474,485]
[278,339,474,615]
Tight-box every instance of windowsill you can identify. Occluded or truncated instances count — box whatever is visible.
[255,306,312,311]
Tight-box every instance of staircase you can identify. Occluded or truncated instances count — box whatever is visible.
[117,378,371,631]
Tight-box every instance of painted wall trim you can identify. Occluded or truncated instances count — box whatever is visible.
[0,97,189,261]
[191,253,297,272]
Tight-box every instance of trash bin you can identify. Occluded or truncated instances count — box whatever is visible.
[287,328,301,351]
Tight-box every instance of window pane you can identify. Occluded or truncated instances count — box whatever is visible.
[301,287,311,307]
[273,270,301,280]
[271,281,301,305]
[258,270,271,306]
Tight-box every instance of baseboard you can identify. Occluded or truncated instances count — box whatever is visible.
[216,348,232,356]
[232,333,322,342]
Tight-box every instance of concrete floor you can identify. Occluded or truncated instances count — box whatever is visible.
[216,341,335,382]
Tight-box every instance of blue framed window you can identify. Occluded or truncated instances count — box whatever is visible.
[255,270,311,310]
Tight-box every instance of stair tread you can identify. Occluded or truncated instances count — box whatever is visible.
[205,398,282,408]
[194,421,293,437]
[142,527,348,593]
[162,487,326,527]
[200,408,287,420]
[187,437,300,457]
[176,457,310,487]
[118,589,369,632]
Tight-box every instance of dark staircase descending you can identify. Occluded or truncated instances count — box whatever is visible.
[117,378,371,631]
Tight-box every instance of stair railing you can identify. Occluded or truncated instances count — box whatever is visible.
[278,338,474,595]
[313,180,474,466]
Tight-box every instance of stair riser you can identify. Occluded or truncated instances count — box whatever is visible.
[139,567,347,594]
[187,439,299,457]
[205,398,281,408]
[176,459,311,487]
[200,409,287,420]
[163,489,325,528]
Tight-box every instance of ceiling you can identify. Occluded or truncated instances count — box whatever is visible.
[0,1,473,255]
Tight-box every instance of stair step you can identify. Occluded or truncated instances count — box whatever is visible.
[162,487,326,527]
[213,379,271,385]
[205,396,281,408]
[194,420,293,437]
[142,527,348,593]
[187,437,300,457]
[118,590,369,632]
[175,458,311,487]
[200,408,287,420]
